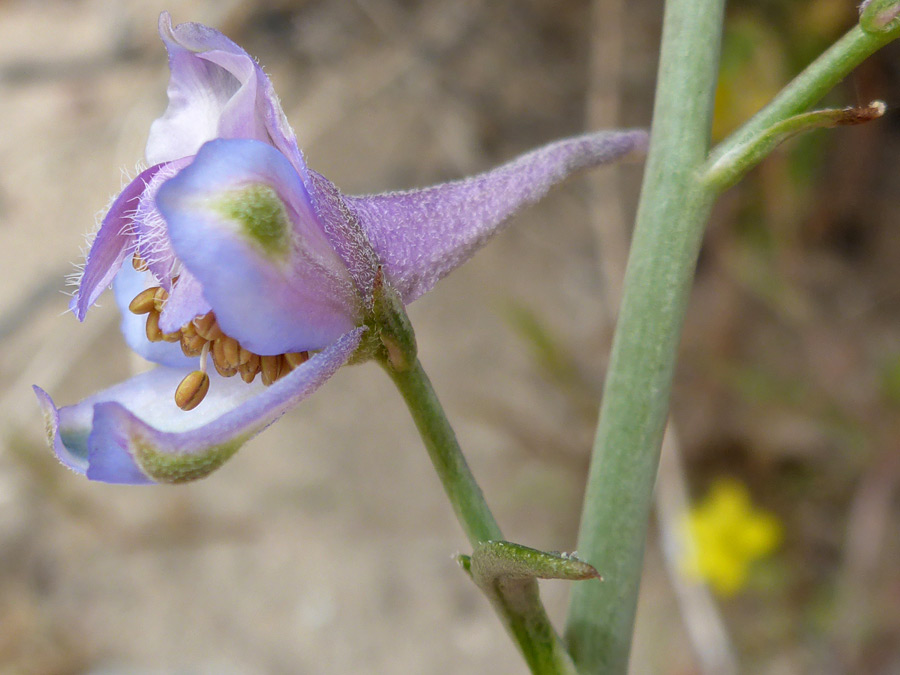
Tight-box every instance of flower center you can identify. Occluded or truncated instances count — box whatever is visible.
[128,255,309,411]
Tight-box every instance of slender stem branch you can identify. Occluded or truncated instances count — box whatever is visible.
[702,101,885,191]
[385,358,576,674]
[709,23,898,167]
[564,0,726,670]
[385,358,502,544]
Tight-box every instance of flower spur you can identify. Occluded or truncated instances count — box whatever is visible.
[35,12,647,484]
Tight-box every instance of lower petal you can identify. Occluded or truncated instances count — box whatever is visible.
[34,327,364,484]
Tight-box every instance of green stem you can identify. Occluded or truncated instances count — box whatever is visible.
[385,358,576,674]
[564,0,726,670]
[386,358,501,544]
[565,6,900,674]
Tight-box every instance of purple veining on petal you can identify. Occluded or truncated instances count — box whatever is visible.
[157,138,360,355]
[72,163,163,320]
[35,328,364,484]
[346,129,649,303]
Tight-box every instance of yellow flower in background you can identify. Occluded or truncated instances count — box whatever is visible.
[681,478,782,596]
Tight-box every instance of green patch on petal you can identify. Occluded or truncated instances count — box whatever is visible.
[132,434,249,484]
[216,184,291,258]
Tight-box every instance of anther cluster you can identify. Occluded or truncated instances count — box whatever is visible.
[127,255,309,411]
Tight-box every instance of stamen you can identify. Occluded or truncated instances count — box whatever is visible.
[199,341,210,373]
[161,328,182,343]
[132,254,149,272]
[238,345,253,366]
[239,353,260,383]
[210,339,237,378]
[221,336,241,369]
[194,312,224,341]
[260,355,282,386]
[181,333,207,357]
[213,361,238,378]
[284,352,310,369]
[128,287,158,315]
[163,289,316,410]
[145,311,163,342]
[174,370,210,411]
[153,287,169,312]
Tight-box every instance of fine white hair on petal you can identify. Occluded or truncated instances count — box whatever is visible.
[68,162,150,293]
[130,161,186,277]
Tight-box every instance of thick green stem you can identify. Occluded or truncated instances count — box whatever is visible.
[386,358,576,674]
[564,5,900,673]
[564,0,725,671]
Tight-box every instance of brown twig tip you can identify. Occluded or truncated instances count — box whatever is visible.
[836,100,887,125]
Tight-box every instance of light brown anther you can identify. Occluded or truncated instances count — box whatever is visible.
[239,353,261,383]
[284,352,310,370]
[211,339,237,377]
[238,345,253,366]
[181,322,197,339]
[193,312,224,341]
[145,311,163,342]
[128,287,158,315]
[211,338,225,368]
[260,355,282,386]
[161,329,182,343]
[174,370,210,411]
[212,359,237,378]
[180,333,207,357]
[132,254,148,272]
[222,336,241,369]
[153,287,169,312]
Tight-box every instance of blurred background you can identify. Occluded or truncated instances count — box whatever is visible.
[1,0,899,672]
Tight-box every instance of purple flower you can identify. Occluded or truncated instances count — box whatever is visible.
[35,12,647,485]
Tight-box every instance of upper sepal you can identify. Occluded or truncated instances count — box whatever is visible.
[34,328,365,484]
[147,11,306,173]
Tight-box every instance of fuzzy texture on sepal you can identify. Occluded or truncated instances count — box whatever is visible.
[347,129,648,303]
